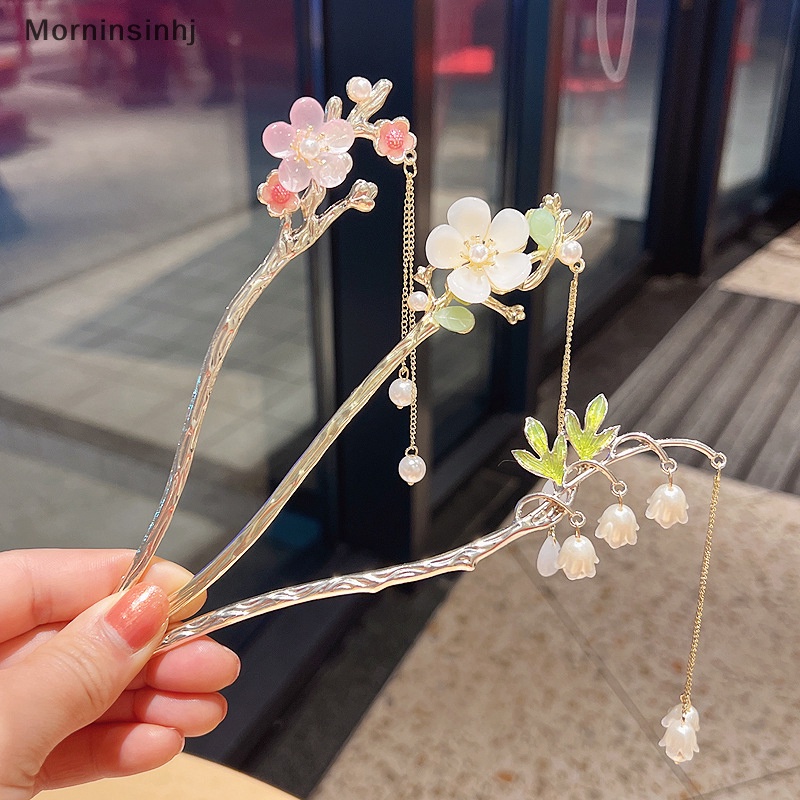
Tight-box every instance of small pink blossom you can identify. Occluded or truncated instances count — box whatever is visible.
[262,97,355,192]
[257,170,301,217]
[374,117,417,163]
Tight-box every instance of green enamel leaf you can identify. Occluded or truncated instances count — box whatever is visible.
[433,305,475,334]
[523,417,549,455]
[525,207,557,249]
[564,394,619,460]
[512,427,567,484]
[512,449,544,476]
[584,393,609,434]
[564,410,584,450]
[551,433,567,479]
[593,426,619,453]
[512,433,567,484]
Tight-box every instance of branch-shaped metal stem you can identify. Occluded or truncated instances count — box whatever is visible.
[564,459,625,492]
[157,437,726,650]
[482,297,526,324]
[119,183,379,592]
[167,308,444,615]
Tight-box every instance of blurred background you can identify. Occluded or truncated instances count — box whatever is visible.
[1,0,799,796]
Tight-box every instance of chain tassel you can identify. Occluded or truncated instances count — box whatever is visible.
[392,151,425,485]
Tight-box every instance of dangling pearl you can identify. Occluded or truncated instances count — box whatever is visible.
[408,291,429,312]
[398,454,426,485]
[388,378,416,408]
[558,240,583,266]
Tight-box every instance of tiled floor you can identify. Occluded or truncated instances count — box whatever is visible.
[309,228,800,799]
[312,461,800,800]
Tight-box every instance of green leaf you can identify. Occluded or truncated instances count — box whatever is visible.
[512,449,544,475]
[523,417,549,455]
[564,410,583,449]
[525,207,557,249]
[584,393,609,435]
[512,431,567,485]
[433,305,475,334]
[564,394,619,460]
[592,426,619,453]
[550,433,567,482]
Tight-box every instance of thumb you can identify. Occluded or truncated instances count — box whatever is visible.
[0,584,169,773]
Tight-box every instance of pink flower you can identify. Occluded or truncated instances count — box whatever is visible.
[262,97,355,192]
[257,170,301,217]
[374,117,417,163]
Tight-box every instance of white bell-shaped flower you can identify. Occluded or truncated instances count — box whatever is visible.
[645,483,689,529]
[556,534,599,580]
[536,536,561,577]
[594,503,639,549]
[661,703,700,731]
[659,716,700,763]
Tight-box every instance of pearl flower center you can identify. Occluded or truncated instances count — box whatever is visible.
[468,242,490,265]
[297,136,322,161]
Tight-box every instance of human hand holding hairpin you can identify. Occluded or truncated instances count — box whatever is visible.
[0,550,239,798]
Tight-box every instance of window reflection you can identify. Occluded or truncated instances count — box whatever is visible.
[430,0,508,456]
[0,1,315,565]
[546,0,667,342]
[718,0,795,191]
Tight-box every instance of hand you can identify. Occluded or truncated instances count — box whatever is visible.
[0,549,240,798]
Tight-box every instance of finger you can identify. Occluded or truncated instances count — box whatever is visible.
[36,723,184,792]
[0,585,169,773]
[0,549,202,641]
[0,623,62,669]
[99,689,228,737]
[144,637,240,692]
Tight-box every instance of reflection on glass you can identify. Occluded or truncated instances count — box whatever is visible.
[0,2,316,564]
[718,0,795,191]
[548,0,667,339]
[430,0,509,456]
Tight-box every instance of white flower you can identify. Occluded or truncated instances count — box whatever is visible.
[645,483,689,528]
[424,197,531,304]
[594,503,639,549]
[659,716,700,763]
[661,703,700,731]
[556,534,599,580]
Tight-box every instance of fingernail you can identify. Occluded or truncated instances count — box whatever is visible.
[105,584,169,651]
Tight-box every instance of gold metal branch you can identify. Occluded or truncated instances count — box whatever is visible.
[119,82,399,593]
[156,436,726,652]
[167,306,445,615]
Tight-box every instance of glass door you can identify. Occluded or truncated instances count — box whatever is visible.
[544,0,670,345]
[715,0,799,237]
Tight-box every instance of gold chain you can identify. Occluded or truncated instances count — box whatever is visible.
[546,260,582,540]
[402,151,418,455]
[680,467,722,716]
[557,264,582,432]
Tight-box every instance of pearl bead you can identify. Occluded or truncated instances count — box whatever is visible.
[297,137,321,161]
[407,291,429,311]
[558,240,583,266]
[388,378,416,408]
[468,242,489,264]
[398,454,426,485]
[347,77,372,101]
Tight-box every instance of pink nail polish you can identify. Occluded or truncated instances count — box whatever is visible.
[105,584,169,650]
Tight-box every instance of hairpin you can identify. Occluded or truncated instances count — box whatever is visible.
[113,78,725,766]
